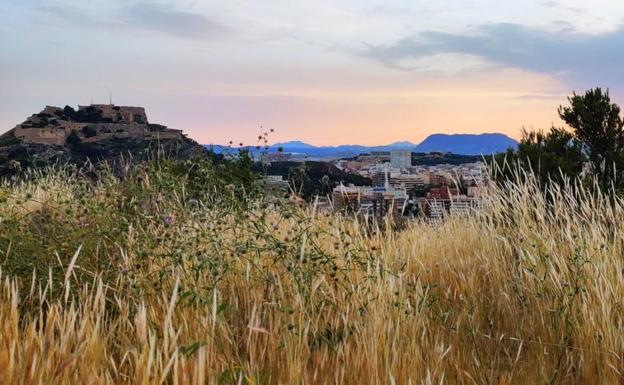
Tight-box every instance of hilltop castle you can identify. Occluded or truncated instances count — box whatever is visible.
[0,103,205,176]
[13,104,184,146]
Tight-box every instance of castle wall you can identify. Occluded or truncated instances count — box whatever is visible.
[15,105,183,146]
[79,105,148,123]
[15,127,68,146]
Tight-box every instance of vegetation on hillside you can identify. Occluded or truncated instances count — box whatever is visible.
[494,88,624,191]
[1,154,624,384]
[411,152,481,165]
[494,127,586,187]
[255,160,371,198]
[2,88,624,383]
[0,105,207,177]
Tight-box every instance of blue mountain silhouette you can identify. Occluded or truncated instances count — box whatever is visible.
[208,133,517,157]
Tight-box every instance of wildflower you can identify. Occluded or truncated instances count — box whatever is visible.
[8,160,21,172]
[163,214,175,226]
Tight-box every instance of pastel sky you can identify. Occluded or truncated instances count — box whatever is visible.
[1,0,623,145]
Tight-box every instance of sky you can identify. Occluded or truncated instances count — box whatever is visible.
[1,0,624,145]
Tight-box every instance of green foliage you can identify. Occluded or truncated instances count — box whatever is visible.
[0,131,19,147]
[257,160,371,199]
[492,127,586,187]
[412,152,481,166]
[0,152,264,296]
[0,151,378,312]
[65,129,82,146]
[558,88,624,190]
[81,125,98,138]
[494,88,624,192]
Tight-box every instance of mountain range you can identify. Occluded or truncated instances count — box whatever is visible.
[227,133,517,158]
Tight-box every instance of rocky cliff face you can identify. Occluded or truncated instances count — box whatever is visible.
[0,104,206,176]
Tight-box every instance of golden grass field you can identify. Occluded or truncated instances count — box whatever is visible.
[1,165,623,384]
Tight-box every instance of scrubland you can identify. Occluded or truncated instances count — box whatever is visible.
[1,161,623,384]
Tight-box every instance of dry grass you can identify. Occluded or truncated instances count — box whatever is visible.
[1,166,624,384]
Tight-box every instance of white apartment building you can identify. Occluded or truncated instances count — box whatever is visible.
[429,200,446,221]
[390,150,411,169]
[390,174,428,191]
[449,196,483,217]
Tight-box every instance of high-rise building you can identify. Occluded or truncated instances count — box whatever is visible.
[390,150,411,169]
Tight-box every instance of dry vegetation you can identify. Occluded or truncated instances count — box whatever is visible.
[1,163,624,384]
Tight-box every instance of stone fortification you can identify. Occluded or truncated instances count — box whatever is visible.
[12,104,183,146]
[0,103,204,176]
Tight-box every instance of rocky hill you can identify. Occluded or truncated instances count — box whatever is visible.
[0,104,206,176]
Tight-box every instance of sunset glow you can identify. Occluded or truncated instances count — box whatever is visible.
[2,0,623,144]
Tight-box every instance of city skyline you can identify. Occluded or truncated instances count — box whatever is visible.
[2,0,624,145]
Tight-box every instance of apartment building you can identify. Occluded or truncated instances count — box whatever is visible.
[390,149,412,169]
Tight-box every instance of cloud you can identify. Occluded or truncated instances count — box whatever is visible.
[32,1,231,40]
[540,1,584,14]
[364,23,624,87]
[121,2,231,39]
[542,1,559,7]
[36,3,113,28]
[513,93,567,100]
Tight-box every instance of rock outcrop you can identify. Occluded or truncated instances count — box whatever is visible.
[0,104,206,175]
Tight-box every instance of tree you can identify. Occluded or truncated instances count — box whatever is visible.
[65,129,82,146]
[82,126,98,138]
[558,88,624,190]
[493,127,586,187]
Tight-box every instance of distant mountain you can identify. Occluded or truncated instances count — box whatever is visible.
[240,142,371,158]
[415,133,517,155]
[273,140,316,149]
[387,141,418,148]
[207,133,517,158]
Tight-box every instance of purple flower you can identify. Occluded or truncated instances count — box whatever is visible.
[163,214,175,226]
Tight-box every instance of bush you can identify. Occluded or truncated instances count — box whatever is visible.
[65,129,81,145]
[82,125,98,138]
[1,158,624,384]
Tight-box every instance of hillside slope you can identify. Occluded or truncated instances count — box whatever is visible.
[415,133,517,154]
[0,104,205,176]
[220,134,517,158]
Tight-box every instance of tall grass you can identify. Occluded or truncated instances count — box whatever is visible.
[1,162,624,384]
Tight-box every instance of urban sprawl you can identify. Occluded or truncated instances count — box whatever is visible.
[266,149,488,220]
